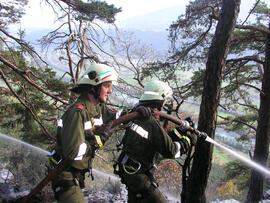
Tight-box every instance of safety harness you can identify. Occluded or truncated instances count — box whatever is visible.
[48,104,106,198]
[113,119,160,199]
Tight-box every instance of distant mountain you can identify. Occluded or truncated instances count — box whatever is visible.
[117,5,185,32]
[8,27,56,46]
[115,6,186,50]
[20,27,170,51]
[125,29,170,50]
[10,6,185,52]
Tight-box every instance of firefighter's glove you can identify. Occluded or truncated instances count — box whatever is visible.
[186,130,197,146]
[135,106,152,119]
[178,136,191,155]
[184,116,195,128]
[169,127,197,154]
[95,121,113,147]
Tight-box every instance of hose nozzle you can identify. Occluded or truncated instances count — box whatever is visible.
[194,129,207,140]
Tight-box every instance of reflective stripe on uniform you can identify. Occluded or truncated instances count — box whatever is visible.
[84,117,103,130]
[74,143,87,160]
[57,119,63,127]
[95,135,103,147]
[115,109,123,119]
[93,117,103,126]
[130,123,148,139]
[174,142,181,158]
[84,121,92,130]
[58,117,103,130]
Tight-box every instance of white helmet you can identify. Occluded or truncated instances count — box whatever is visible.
[71,64,118,93]
[140,80,173,101]
[79,63,118,86]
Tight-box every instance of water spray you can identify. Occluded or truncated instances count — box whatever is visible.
[205,136,270,177]
[156,111,270,178]
[0,133,49,155]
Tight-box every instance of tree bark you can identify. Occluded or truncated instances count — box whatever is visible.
[246,19,270,203]
[183,0,241,202]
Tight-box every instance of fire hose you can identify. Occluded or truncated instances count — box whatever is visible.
[19,111,207,203]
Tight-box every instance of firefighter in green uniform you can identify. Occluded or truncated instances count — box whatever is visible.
[115,80,197,203]
[49,64,151,203]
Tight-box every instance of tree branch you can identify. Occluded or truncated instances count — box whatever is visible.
[0,69,55,140]
[241,0,260,25]
[235,25,270,35]
[0,55,69,105]
[0,28,48,65]
[217,114,257,131]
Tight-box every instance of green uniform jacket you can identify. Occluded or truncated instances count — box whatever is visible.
[121,114,179,170]
[55,94,117,170]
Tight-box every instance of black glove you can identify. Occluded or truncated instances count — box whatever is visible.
[185,130,197,146]
[184,116,195,128]
[178,136,191,155]
[169,127,197,155]
[95,121,113,147]
[135,106,152,119]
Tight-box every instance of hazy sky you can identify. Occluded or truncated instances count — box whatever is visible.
[18,0,189,28]
[17,0,270,29]
[106,0,189,20]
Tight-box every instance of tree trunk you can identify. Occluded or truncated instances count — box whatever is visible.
[183,0,241,202]
[245,20,270,203]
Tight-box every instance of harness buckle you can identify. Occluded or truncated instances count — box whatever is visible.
[121,155,141,175]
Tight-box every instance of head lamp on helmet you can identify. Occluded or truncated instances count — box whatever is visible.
[139,80,173,102]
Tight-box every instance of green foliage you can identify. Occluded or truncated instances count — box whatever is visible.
[0,35,70,144]
[0,0,28,28]
[207,150,250,201]
[168,0,221,64]
[253,1,270,23]
[141,62,176,81]
[230,30,265,54]
[212,147,231,165]
[225,113,257,134]
[189,68,205,98]
[225,160,250,185]
[75,0,122,23]
[165,0,270,140]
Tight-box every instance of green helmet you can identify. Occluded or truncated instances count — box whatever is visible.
[140,80,173,101]
[78,63,118,86]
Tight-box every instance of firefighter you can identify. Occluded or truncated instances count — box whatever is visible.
[49,63,151,203]
[115,80,197,203]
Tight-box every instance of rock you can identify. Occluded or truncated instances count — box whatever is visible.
[0,169,14,183]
